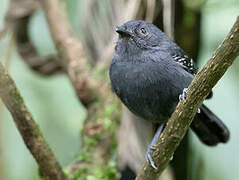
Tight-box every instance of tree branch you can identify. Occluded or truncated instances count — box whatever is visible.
[136,16,239,180]
[3,0,64,76]
[38,1,123,179]
[15,15,64,76]
[0,63,66,180]
[162,0,175,39]
[39,0,108,106]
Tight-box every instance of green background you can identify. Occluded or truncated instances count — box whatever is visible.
[0,0,239,179]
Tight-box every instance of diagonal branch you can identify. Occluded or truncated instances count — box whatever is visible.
[0,63,66,180]
[39,2,123,179]
[39,0,108,106]
[136,16,239,180]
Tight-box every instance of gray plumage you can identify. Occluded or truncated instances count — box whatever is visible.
[109,20,229,146]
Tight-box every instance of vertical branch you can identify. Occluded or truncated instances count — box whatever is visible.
[162,0,175,39]
[145,0,156,22]
[0,62,66,180]
[39,0,105,106]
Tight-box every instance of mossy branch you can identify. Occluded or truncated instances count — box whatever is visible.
[39,0,109,106]
[136,16,239,180]
[39,0,123,179]
[0,63,65,180]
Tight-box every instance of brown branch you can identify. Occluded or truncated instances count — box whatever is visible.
[0,30,15,180]
[39,0,107,106]
[15,15,64,76]
[0,62,65,180]
[136,16,239,180]
[3,0,64,76]
[38,2,126,179]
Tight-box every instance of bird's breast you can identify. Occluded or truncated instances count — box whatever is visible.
[110,60,179,122]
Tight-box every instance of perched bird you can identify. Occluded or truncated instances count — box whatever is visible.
[109,20,230,169]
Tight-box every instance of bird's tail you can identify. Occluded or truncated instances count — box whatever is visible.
[190,104,230,146]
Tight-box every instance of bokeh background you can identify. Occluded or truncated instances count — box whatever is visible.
[0,0,239,179]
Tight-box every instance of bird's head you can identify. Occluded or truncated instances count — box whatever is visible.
[114,20,168,56]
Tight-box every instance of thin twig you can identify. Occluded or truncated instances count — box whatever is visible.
[136,16,239,180]
[0,62,66,180]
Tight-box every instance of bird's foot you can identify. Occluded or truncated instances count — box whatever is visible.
[146,145,158,169]
[145,124,164,169]
[179,88,188,101]
[146,147,174,169]
[179,88,200,112]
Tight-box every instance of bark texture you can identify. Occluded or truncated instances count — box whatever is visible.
[0,63,65,180]
[136,16,239,180]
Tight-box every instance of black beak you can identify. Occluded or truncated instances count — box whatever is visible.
[116,26,131,36]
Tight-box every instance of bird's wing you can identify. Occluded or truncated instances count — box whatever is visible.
[170,48,213,99]
[163,42,198,75]
[171,50,198,75]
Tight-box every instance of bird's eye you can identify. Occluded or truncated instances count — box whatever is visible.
[140,28,148,35]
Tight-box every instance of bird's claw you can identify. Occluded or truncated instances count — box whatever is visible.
[146,147,173,169]
[197,108,201,113]
[145,124,164,169]
[179,88,188,101]
[146,145,158,169]
[179,88,200,112]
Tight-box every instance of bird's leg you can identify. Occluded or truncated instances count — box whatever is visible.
[146,124,164,169]
[179,88,188,101]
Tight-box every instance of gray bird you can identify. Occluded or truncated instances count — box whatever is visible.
[109,20,230,169]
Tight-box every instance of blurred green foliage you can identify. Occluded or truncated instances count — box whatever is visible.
[66,160,120,180]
